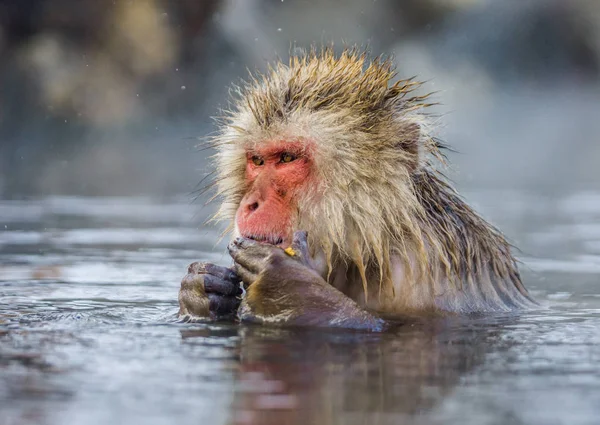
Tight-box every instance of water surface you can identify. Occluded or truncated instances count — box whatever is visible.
[1,194,599,425]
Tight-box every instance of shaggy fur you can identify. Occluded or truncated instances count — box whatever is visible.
[204,47,535,314]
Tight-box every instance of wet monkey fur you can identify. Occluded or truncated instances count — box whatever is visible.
[178,48,536,330]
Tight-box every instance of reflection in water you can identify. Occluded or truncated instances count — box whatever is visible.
[1,196,600,425]
[180,311,600,425]
[182,318,511,425]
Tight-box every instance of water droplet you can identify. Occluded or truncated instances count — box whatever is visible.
[277,28,282,32]
[181,86,186,90]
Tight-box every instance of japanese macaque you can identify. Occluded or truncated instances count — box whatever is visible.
[178,48,536,330]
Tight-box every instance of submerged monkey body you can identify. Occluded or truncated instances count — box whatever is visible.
[178,48,535,327]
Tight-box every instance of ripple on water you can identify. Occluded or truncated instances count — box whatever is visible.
[1,195,600,425]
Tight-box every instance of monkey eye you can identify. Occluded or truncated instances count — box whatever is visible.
[280,152,296,163]
[251,156,264,166]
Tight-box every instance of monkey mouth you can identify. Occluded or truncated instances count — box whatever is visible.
[245,233,286,246]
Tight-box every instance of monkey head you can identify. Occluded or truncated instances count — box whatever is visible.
[211,48,440,288]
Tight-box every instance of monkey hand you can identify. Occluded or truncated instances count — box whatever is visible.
[228,231,386,331]
[178,262,242,321]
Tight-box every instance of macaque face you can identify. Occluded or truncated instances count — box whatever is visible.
[235,140,313,248]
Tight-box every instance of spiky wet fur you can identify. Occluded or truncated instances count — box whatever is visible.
[208,47,535,314]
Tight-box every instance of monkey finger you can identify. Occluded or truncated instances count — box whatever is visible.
[291,230,311,261]
[228,237,277,270]
[208,294,240,318]
[203,274,243,296]
[187,261,208,275]
[203,263,240,283]
[228,236,272,254]
[187,262,239,282]
[233,262,259,287]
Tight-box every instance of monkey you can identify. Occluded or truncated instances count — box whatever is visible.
[178,48,536,331]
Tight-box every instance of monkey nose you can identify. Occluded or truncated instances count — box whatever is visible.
[240,193,261,214]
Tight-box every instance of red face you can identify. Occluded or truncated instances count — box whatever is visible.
[235,140,313,247]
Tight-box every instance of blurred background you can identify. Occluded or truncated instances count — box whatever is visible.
[1,0,599,198]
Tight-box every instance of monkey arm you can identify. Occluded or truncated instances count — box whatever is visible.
[228,232,386,332]
[178,262,242,321]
